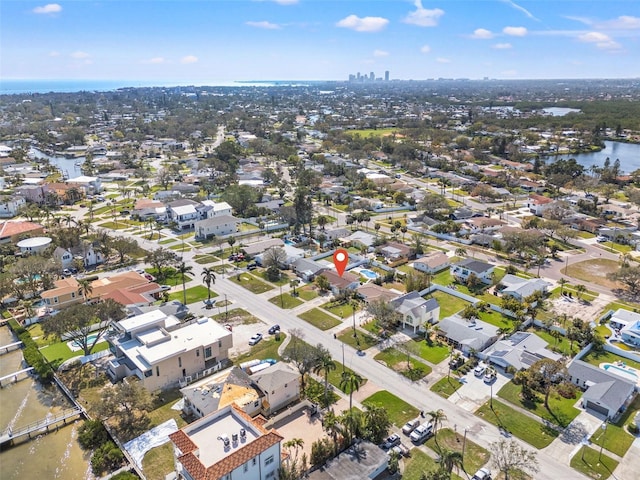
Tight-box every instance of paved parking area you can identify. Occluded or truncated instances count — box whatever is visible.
[449,366,511,411]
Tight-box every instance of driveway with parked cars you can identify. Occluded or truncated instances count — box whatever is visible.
[448,366,511,411]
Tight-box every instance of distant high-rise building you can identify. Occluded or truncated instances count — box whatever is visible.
[385,70,390,81]
[370,72,375,81]
[348,74,355,82]
[357,72,361,80]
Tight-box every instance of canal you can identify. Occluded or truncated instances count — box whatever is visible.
[0,325,93,479]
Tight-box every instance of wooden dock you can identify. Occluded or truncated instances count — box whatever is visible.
[0,341,23,355]
[0,407,84,447]
[0,367,34,387]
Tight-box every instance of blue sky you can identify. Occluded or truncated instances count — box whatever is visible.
[2,1,639,83]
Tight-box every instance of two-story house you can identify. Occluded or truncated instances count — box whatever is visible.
[106,311,233,391]
[526,194,554,216]
[166,199,201,230]
[169,404,283,480]
[40,277,82,310]
[0,195,25,218]
[390,291,440,333]
[194,215,240,240]
[250,362,301,416]
[450,258,495,285]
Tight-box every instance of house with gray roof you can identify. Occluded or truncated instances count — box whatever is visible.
[437,314,500,355]
[609,309,640,347]
[567,360,636,419]
[390,291,440,333]
[307,441,389,480]
[413,251,450,274]
[250,362,301,415]
[194,215,239,240]
[484,332,561,370]
[498,275,551,302]
[450,258,495,284]
[291,257,326,281]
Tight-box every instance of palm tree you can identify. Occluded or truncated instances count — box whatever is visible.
[63,214,76,227]
[77,278,93,302]
[455,247,467,258]
[177,262,194,305]
[575,284,587,301]
[201,267,216,307]
[339,371,363,411]
[558,277,567,296]
[435,446,464,477]
[322,409,344,454]
[428,409,447,444]
[313,352,336,408]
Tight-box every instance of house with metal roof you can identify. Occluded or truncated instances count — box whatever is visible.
[498,275,551,302]
[484,332,561,370]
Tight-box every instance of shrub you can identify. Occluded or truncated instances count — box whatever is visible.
[310,438,334,467]
[556,381,578,399]
[110,472,139,480]
[628,423,639,435]
[78,420,110,450]
[91,441,125,475]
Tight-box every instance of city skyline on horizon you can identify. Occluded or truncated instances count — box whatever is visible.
[2,1,639,83]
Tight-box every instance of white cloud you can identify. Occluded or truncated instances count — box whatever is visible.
[181,55,199,64]
[373,49,389,57]
[71,51,90,59]
[503,26,528,36]
[246,20,281,29]
[471,28,494,39]
[493,43,512,49]
[404,0,444,27]
[502,1,538,21]
[272,0,298,4]
[578,31,621,50]
[49,51,60,57]
[336,15,389,33]
[599,15,640,30]
[436,57,451,63]
[145,57,165,64]
[33,3,61,14]
[420,44,431,53]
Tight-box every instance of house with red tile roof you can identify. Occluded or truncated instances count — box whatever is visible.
[0,220,44,243]
[169,403,283,480]
[526,194,554,216]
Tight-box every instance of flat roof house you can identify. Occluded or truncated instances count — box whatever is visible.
[106,311,233,391]
[609,309,640,347]
[307,441,389,480]
[169,404,283,480]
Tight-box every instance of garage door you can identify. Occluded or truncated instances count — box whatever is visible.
[586,401,609,416]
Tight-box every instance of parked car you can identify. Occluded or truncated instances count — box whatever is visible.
[471,467,491,480]
[62,269,72,276]
[144,273,155,281]
[484,369,497,383]
[402,418,420,435]
[596,236,608,242]
[249,333,263,346]
[410,422,433,444]
[391,443,410,457]
[380,433,401,450]
[474,364,487,377]
[449,356,464,369]
[268,325,280,335]
[247,263,258,270]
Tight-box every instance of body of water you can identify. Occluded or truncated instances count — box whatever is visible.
[29,147,84,178]
[545,140,640,174]
[0,326,93,479]
[542,107,581,116]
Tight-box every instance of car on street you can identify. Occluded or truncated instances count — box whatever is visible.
[471,467,491,480]
[268,325,280,335]
[474,364,487,377]
[410,422,433,444]
[402,418,420,435]
[391,443,410,457]
[247,263,258,270]
[596,236,608,242]
[380,433,401,450]
[248,333,263,346]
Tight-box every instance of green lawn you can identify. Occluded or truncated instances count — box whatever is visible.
[549,285,598,302]
[432,269,454,287]
[374,347,432,380]
[337,329,379,350]
[40,340,109,369]
[268,293,304,309]
[168,285,215,304]
[146,267,192,286]
[497,381,581,428]
[425,428,490,475]
[148,388,187,429]
[362,390,420,427]
[600,241,633,253]
[297,286,319,301]
[298,308,341,330]
[478,310,514,331]
[158,238,177,245]
[589,396,640,457]
[570,446,619,480]
[255,270,291,286]
[327,363,366,394]
[97,221,129,230]
[428,291,470,319]
[530,329,580,357]
[194,254,218,265]
[213,308,260,325]
[475,400,559,449]
[321,300,360,318]
[230,273,274,294]
[402,338,451,364]
[430,376,463,398]
[402,449,440,480]
[581,349,640,371]
[234,333,286,364]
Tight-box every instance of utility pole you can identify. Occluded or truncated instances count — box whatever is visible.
[224,293,228,320]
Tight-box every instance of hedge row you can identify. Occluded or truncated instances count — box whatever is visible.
[8,319,53,381]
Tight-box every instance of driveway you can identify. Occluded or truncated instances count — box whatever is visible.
[449,367,511,412]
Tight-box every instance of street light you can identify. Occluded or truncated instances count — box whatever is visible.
[490,380,494,409]
[599,421,608,460]
[581,438,590,461]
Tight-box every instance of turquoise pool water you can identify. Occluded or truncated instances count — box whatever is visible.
[603,363,638,382]
[360,269,378,279]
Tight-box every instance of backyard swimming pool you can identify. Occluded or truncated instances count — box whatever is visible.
[359,269,378,279]
[68,332,104,351]
[601,363,639,384]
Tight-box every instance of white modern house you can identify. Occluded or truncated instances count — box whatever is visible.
[0,195,25,218]
[194,215,239,240]
[106,311,233,391]
[167,199,201,230]
[390,291,440,333]
[450,259,495,285]
[169,404,283,480]
[498,275,551,302]
[609,309,640,347]
[67,175,102,194]
[16,236,52,255]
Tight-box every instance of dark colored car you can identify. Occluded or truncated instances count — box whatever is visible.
[268,325,280,335]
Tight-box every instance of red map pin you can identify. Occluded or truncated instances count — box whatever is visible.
[333,249,349,277]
